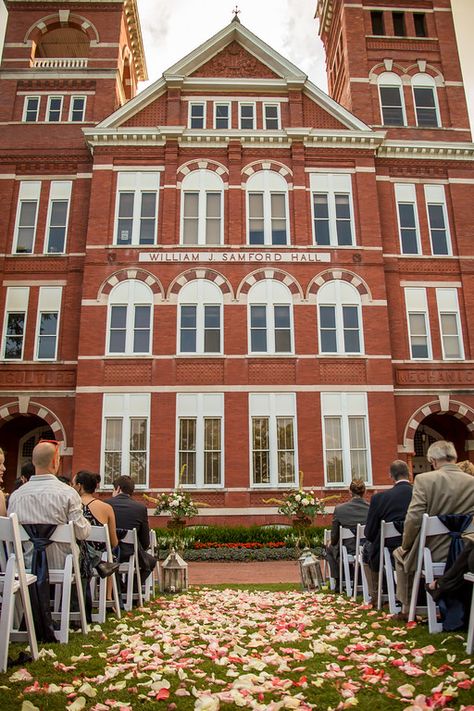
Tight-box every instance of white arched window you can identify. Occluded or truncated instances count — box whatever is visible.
[246,170,289,246]
[107,280,153,355]
[412,73,440,128]
[180,170,224,245]
[178,280,223,355]
[317,281,363,355]
[378,72,406,126]
[248,280,293,354]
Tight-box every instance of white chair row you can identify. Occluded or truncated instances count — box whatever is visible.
[338,524,370,603]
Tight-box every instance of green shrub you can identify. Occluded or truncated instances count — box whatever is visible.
[154,524,325,547]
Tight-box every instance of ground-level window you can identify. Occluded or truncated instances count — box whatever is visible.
[249,393,297,487]
[101,393,150,487]
[176,393,223,487]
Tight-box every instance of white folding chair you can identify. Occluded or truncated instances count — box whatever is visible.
[322,528,335,588]
[352,524,370,603]
[409,514,474,632]
[0,514,39,672]
[339,527,356,596]
[465,572,474,654]
[143,529,159,602]
[87,524,121,624]
[377,520,401,614]
[118,529,143,611]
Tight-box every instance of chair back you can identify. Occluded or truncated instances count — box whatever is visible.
[380,521,400,542]
[87,523,114,560]
[0,514,29,584]
[340,526,355,542]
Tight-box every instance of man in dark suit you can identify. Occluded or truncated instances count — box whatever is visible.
[362,459,412,602]
[105,475,150,562]
[326,479,369,585]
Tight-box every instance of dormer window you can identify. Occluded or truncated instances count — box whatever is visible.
[23,97,40,122]
[189,102,205,129]
[214,102,230,129]
[239,103,255,130]
[263,104,280,130]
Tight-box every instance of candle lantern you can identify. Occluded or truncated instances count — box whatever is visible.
[160,547,188,593]
[299,547,323,591]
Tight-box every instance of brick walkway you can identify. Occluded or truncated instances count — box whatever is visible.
[188,560,301,585]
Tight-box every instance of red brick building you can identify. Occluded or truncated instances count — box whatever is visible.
[0,0,473,524]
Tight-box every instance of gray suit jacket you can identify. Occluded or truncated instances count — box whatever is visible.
[331,496,369,552]
[394,463,474,573]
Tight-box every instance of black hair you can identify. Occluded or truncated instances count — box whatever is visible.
[74,470,100,494]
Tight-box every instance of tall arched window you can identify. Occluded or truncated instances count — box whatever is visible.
[178,280,223,355]
[412,73,440,127]
[248,280,293,354]
[246,171,289,246]
[107,280,153,355]
[378,72,406,126]
[317,281,363,355]
[180,170,224,246]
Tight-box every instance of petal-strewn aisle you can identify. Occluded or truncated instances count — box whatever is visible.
[4,588,474,710]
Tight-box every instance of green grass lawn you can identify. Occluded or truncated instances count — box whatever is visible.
[1,585,473,710]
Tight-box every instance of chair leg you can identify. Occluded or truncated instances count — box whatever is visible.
[0,563,16,673]
[57,557,73,644]
[125,558,134,612]
[352,554,359,601]
[466,585,474,654]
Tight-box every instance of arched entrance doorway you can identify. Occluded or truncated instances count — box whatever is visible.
[0,415,55,491]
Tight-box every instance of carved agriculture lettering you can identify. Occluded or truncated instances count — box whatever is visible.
[396,369,474,384]
[0,370,75,386]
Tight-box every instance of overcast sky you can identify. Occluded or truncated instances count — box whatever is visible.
[0,0,473,131]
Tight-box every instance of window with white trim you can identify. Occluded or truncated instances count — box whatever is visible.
[436,288,463,360]
[263,103,280,129]
[1,287,29,360]
[176,393,223,487]
[317,280,363,354]
[102,393,149,487]
[114,172,160,246]
[322,392,371,486]
[189,102,206,129]
[248,280,293,354]
[23,96,40,122]
[47,96,63,122]
[181,169,223,245]
[45,181,72,253]
[247,170,289,246]
[250,392,297,487]
[412,74,440,128]
[107,280,153,355]
[239,103,255,129]
[69,96,86,122]
[378,72,406,126]
[214,102,230,129]
[13,181,41,254]
[405,287,431,359]
[424,184,451,255]
[310,173,355,246]
[178,280,222,354]
[395,183,421,255]
[35,286,62,360]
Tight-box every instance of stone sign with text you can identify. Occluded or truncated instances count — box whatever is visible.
[139,251,331,264]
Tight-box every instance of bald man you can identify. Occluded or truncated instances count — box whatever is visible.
[8,441,91,568]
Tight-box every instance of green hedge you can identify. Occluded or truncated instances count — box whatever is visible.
[154,524,325,547]
[156,546,325,562]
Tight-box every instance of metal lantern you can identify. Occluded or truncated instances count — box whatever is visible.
[298,547,323,591]
[160,547,188,593]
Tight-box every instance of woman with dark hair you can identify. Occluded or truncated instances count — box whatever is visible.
[73,470,118,549]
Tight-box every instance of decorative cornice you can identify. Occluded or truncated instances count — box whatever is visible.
[123,0,147,82]
[378,140,474,161]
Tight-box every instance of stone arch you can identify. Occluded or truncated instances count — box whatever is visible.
[98,269,164,300]
[25,12,100,47]
[405,63,444,81]
[306,269,372,302]
[0,400,68,447]
[236,269,303,302]
[167,269,233,301]
[403,399,474,451]
[241,160,293,183]
[368,61,407,82]
[177,160,229,185]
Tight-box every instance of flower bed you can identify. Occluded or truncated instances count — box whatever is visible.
[193,541,286,549]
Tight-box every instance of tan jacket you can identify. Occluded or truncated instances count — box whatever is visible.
[394,463,474,573]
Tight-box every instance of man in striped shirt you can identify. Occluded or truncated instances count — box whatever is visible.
[8,441,91,568]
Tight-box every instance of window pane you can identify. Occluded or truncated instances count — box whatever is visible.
[274,305,290,329]
[130,418,147,486]
[343,306,360,352]
[392,11,406,36]
[25,98,39,122]
[215,104,229,129]
[252,417,270,484]
[271,193,287,245]
[47,200,68,252]
[179,419,196,484]
[414,13,427,37]
[398,203,418,254]
[117,192,133,244]
[183,193,199,244]
[249,193,264,244]
[190,104,204,129]
[184,192,198,217]
[206,193,221,245]
[324,417,343,483]
[109,305,127,353]
[349,417,367,481]
[17,201,37,253]
[133,305,150,352]
[428,204,448,254]
[104,418,122,486]
[37,312,58,360]
[441,314,461,358]
[48,98,62,121]
[180,305,196,352]
[181,305,196,328]
[371,10,384,35]
[71,97,85,121]
[250,305,267,351]
[409,313,427,335]
[414,88,438,127]
[313,193,330,245]
[204,418,221,485]
[4,312,25,359]
[241,105,254,128]
[251,305,266,328]
[110,305,126,329]
[275,305,291,353]
[380,86,404,126]
[319,305,337,352]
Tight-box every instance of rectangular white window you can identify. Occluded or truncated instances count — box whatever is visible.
[189,102,206,129]
[405,287,431,359]
[249,304,292,354]
[35,286,62,360]
[47,96,63,122]
[424,185,451,256]
[214,102,230,129]
[395,183,420,255]
[2,287,29,360]
[310,173,355,246]
[13,181,41,254]
[414,87,439,127]
[69,96,86,122]
[436,288,463,360]
[322,392,371,486]
[102,393,150,487]
[239,103,255,129]
[248,192,287,245]
[45,181,72,253]
[263,103,280,129]
[179,304,221,354]
[176,393,224,487]
[23,96,40,122]
[379,85,405,126]
[250,393,297,487]
[182,191,222,245]
[115,172,159,246]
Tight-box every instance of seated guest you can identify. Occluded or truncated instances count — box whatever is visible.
[0,447,7,516]
[426,540,474,630]
[13,461,35,491]
[458,460,474,477]
[73,469,119,560]
[105,475,150,563]
[326,479,369,587]
[362,460,412,602]
[394,441,474,621]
